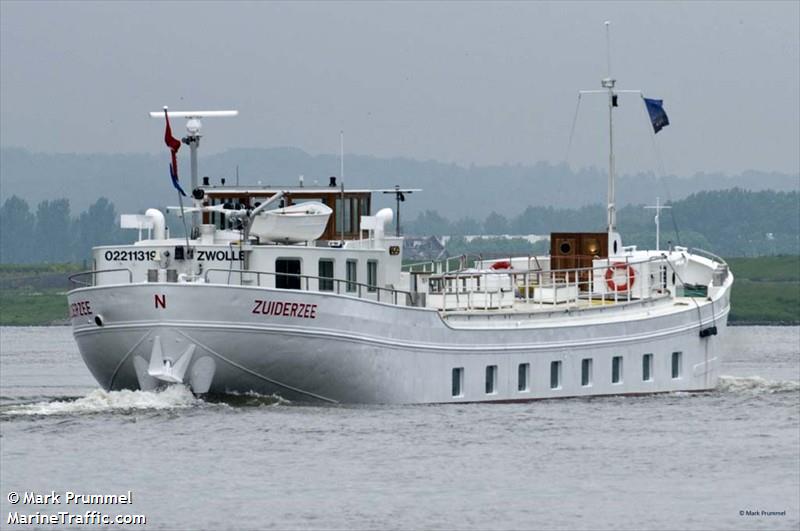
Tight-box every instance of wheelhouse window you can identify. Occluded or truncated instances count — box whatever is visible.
[335,197,344,237]
[518,363,529,392]
[581,358,593,387]
[367,260,378,292]
[452,368,464,397]
[485,365,497,395]
[612,356,623,384]
[343,198,353,233]
[671,352,682,379]
[346,259,357,292]
[318,259,334,292]
[276,258,301,290]
[360,197,370,223]
[550,361,562,389]
[642,354,653,382]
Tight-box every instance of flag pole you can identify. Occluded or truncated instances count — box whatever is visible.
[177,188,191,253]
[163,106,192,255]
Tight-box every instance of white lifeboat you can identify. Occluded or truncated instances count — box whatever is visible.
[249,202,332,243]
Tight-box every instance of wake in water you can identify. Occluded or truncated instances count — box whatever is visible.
[3,377,794,416]
[2,385,199,416]
[718,375,800,395]
[204,390,292,407]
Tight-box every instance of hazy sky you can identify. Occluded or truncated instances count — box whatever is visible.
[1,1,798,177]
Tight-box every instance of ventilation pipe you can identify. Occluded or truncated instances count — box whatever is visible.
[374,208,393,248]
[145,208,166,240]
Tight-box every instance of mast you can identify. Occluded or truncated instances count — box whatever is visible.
[577,22,642,254]
[185,124,201,231]
[603,20,617,249]
[149,109,238,236]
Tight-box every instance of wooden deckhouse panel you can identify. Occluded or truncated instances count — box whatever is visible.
[200,187,371,241]
[550,232,608,289]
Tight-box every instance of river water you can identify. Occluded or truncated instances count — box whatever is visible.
[1,326,798,530]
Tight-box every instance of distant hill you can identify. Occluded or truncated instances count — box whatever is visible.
[1,146,798,219]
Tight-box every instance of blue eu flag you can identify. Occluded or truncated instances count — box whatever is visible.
[644,98,670,134]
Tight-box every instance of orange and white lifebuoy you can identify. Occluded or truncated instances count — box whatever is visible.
[605,262,636,292]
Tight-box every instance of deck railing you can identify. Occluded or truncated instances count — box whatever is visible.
[202,268,415,306]
[68,251,715,313]
[69,268,133,287]
[423,255,675,312]
[68,266,414,306]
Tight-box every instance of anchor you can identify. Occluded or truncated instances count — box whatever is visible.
[133,335,216,393]
[147,335,195,384]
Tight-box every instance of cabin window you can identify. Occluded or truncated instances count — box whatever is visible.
[581,358,593,387]
[485,365,497,394]
[671,352,682,379]
[335,197,344,237]
[292,197,324,206]
[452,368,464,397]
[346,259,357,292]
[367,260,378,292]
[517,363,529,392]
[318,259,334,292]
[360,197,370,220]
[612,356,623,384]
[275,258,301,290]
[428,278,443,294]
[550,361,562,389]
[343,198,353,233]
[642,353,653,382]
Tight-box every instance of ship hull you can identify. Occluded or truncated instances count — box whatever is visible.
[69,283,730,404]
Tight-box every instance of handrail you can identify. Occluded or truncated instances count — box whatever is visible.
[203,267,414,306]
[404,254,462,274]
[428,254,666,279]
[688,247,728,267]
[68,268,134,287]
[425,254,677,312]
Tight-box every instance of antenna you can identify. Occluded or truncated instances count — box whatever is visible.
[381,186,420,237]
[340,130,344,182]
[150,108,238,233]
[340,131,345,243]
[644,197,672,251]
[605,20,612,79]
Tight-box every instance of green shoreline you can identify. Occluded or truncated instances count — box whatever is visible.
[2,257,798,326]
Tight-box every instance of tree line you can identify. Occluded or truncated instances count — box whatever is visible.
[0,188,797,263]
[406,188,800,257]
[0,196,129,264]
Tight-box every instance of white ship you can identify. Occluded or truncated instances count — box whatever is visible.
[67,45,732,404]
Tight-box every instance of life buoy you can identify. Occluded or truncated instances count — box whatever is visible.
[490,260,512,270]
[605,262,636,292]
